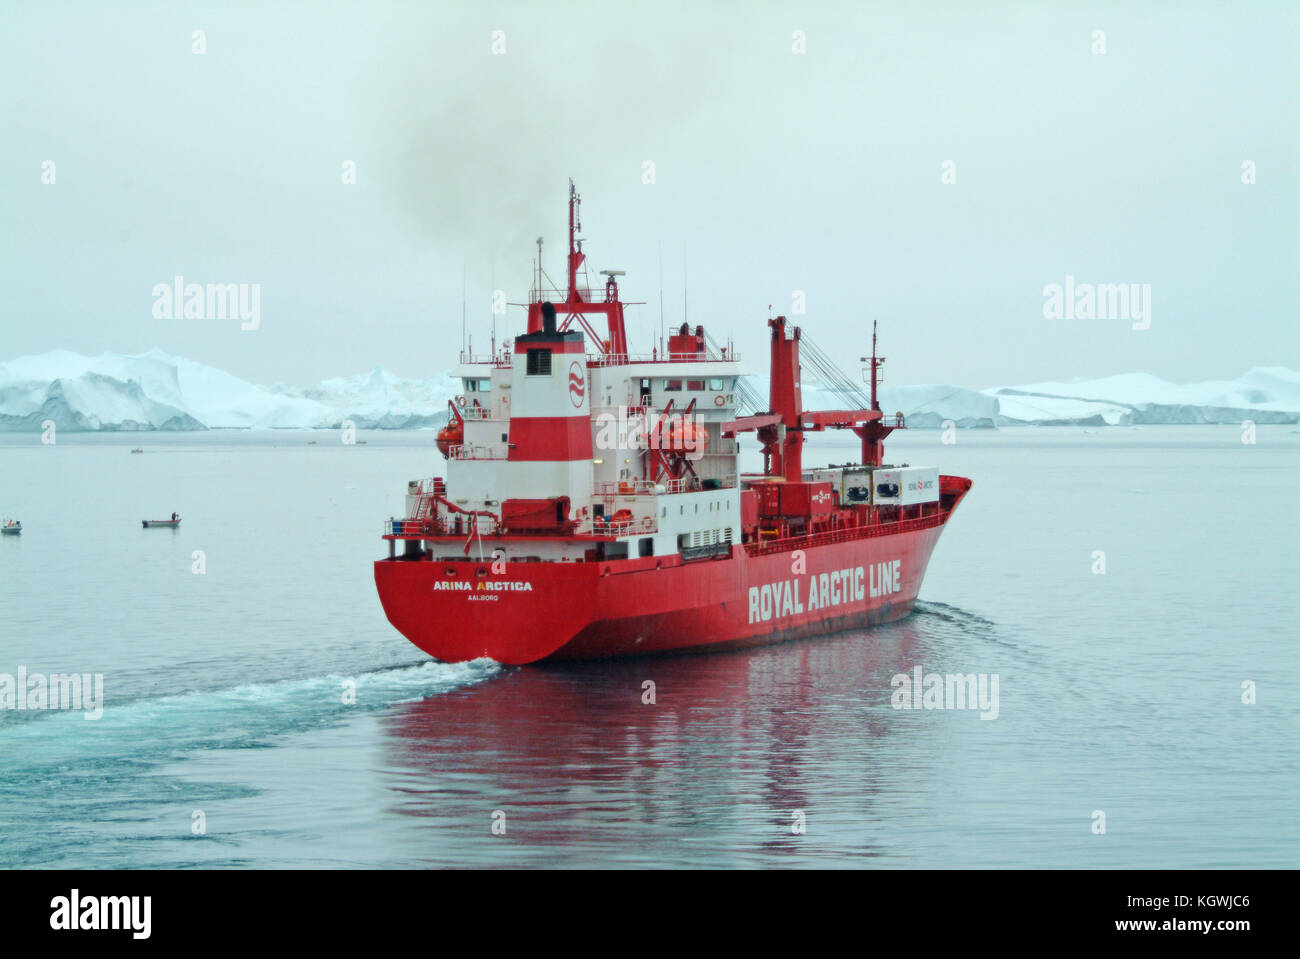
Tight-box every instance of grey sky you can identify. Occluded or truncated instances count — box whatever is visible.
[2,0,1296,389]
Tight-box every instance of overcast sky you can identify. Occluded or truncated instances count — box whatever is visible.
[2,0,1296,389]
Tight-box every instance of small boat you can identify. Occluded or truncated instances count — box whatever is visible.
[142,515,181,529]
[1,520,20,536]
[130,448,144,454]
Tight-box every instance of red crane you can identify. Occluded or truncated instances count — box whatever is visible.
[722,316,903,477]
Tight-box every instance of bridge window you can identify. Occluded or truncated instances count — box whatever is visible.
[664,379,682,392]
[687,379,705,391]
[708,378,725,391]
[526,349,552,376]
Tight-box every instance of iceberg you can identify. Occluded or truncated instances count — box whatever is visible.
[985,368,1300,426]
[0,349,1295,431]
[0,350,460,432]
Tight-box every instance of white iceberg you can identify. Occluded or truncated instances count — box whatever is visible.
[1,349,1295,431]
[0,349,459,431]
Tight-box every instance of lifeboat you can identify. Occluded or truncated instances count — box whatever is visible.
[662,420,708,454]
[436,421,463,458]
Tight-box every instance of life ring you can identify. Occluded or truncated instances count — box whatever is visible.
[642,516,653,530]
[713,394,725,406]
[454,395,467,408]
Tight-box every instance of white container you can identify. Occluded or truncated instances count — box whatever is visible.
[898,466,940,505]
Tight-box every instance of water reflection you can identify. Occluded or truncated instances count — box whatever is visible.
[380,617,934,866]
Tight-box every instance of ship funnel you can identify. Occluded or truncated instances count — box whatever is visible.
[541,301,557,333]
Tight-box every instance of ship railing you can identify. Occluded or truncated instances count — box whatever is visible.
[406,476,445,494]
[448,443,508,461]
[385,518,441,536]
[457,351,513,367]
[593,477,689,496]
[743,511,946,557]
[588,351,741,365]
[388,516,514,538]
[386,513,659,538]
[529,286,595,303]
[593,475,736,498]
[590,406,735,424]
[594,479,660,496]
[580,517,658,537]
[456,350,740,367]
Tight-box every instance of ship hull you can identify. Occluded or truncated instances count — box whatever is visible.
[374,483,968,664]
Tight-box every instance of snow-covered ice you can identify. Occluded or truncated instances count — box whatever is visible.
[0,350,1295,431]
[0,350,459,431]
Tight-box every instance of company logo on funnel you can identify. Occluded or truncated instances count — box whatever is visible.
[568,362,585,406]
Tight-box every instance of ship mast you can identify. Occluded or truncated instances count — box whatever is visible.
[867,319,883,411]
[525,179,630,359]
[567,178,582,303]
[855,320,902,467]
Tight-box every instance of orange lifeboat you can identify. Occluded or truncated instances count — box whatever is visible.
[663,421,708,454]
[436,421,463,458]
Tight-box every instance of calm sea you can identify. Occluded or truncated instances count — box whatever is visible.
[0,426,1296,868]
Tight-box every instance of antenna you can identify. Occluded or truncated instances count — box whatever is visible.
[861,319,886,411]
[683,242,688,326]
[567,179,584,303]
[658,241,664,356]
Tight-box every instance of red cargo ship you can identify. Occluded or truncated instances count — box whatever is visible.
[375,183,972,664]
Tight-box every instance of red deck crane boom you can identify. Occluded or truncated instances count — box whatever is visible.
[722,316,903,477]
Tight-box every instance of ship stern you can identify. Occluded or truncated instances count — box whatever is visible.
[373,557,598,665]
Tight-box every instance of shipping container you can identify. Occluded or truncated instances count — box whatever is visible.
[779,481,835,516]
[804,467,842,486]
[753,481,783,517]
[898,466,940,505]
[871,468,902,504]
[838,465,874,504]
[502,497,571,530]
